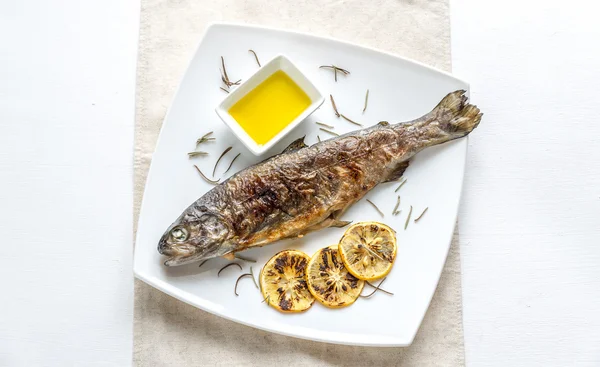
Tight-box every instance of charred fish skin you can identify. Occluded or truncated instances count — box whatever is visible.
[159,90,482,266]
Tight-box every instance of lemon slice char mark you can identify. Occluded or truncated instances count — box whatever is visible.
[306,245,364,308]
[259,250,315,313]
[338,222,397,281]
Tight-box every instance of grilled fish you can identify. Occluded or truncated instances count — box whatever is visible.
[159,90,482,266]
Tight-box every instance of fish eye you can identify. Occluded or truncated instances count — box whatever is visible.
[170,227,188,242]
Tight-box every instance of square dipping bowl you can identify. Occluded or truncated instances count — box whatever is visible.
[215,55,325,156]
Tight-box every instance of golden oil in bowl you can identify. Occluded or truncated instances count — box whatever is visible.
[228,70,311,145]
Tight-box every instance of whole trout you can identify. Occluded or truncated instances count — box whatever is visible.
[159,90,481,266]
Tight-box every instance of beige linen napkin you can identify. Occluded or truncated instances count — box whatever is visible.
[134,1,464,365]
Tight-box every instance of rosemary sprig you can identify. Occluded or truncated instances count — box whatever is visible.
[194,165,220,185]
[366,199,384,217]
[405,205,413,230]
[366,280,394,296]
[394,179,407,192]
[319,65,350,82]
[196,131,215,146]
[329,94,340,117]
[360,277,389,298]
[248,49,261,67]
[319,127,339,136]
[224,153,241,174]
[187,151,208,158]
[414,207,429,222]
[213,146,232,177]
[218,262,242,277]
[234,254,256,263]
[220,56,241,88]
[198,259,209,269]
[362,89,369,114]
[250,266,259,288]
[234,273,253,296]
[316,121,334,129]
[340,114,363,127]
[392,195,401,215]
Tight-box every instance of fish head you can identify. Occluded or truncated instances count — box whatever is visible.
[158,207,235,266]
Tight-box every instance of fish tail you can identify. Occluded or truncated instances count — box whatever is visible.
[434,90,482,138]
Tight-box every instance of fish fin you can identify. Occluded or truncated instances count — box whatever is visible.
[384,160,409,182]
[378,121,390,126]
[296,216,351,237]
[250,137,307,167]
[435,90,468,111]
[330,220,352,228]
[282,136,308,154]
[434,90,482,137]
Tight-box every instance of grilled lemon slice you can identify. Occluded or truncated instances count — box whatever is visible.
[338,222,397,281]
[306,245,364,308]
[259,250,315,313]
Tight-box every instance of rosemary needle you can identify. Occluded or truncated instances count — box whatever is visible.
[262,295,271,305]
[250,266,259,288]
[217,262,242,277]
[319,127,339,136]
[414,207,429,222]
[365,280,394,296]
[222,77,241,88]
[366,199,384,217]
[360,278,389,298]
[404,205,413,230]
[223,153,241,174]
[187,151,208,158]
[362,89,369,114]
[315,121,334,129]
[317,135,322,142]
[392,195,401,215]
[220,56,241,88]
[220,87,229,93]
[220,56,230,84]
[248,49,261,67]
[213,146,232,177]
[196,131,215,146]
[329,94,340,117]
[198,259,209,269]
[234,273,253,296]
[394,179,407,192]
[194,165,220,185]
[340,114,363,127]
[319,65,350,82]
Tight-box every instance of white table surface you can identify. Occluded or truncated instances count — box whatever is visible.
[0,1,139,366]
[1,0,599,366]
[452,0,600,365]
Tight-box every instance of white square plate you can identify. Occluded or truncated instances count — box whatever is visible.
[135,22,469,347]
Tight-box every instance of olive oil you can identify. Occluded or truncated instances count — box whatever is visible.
[229,70,311,145]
